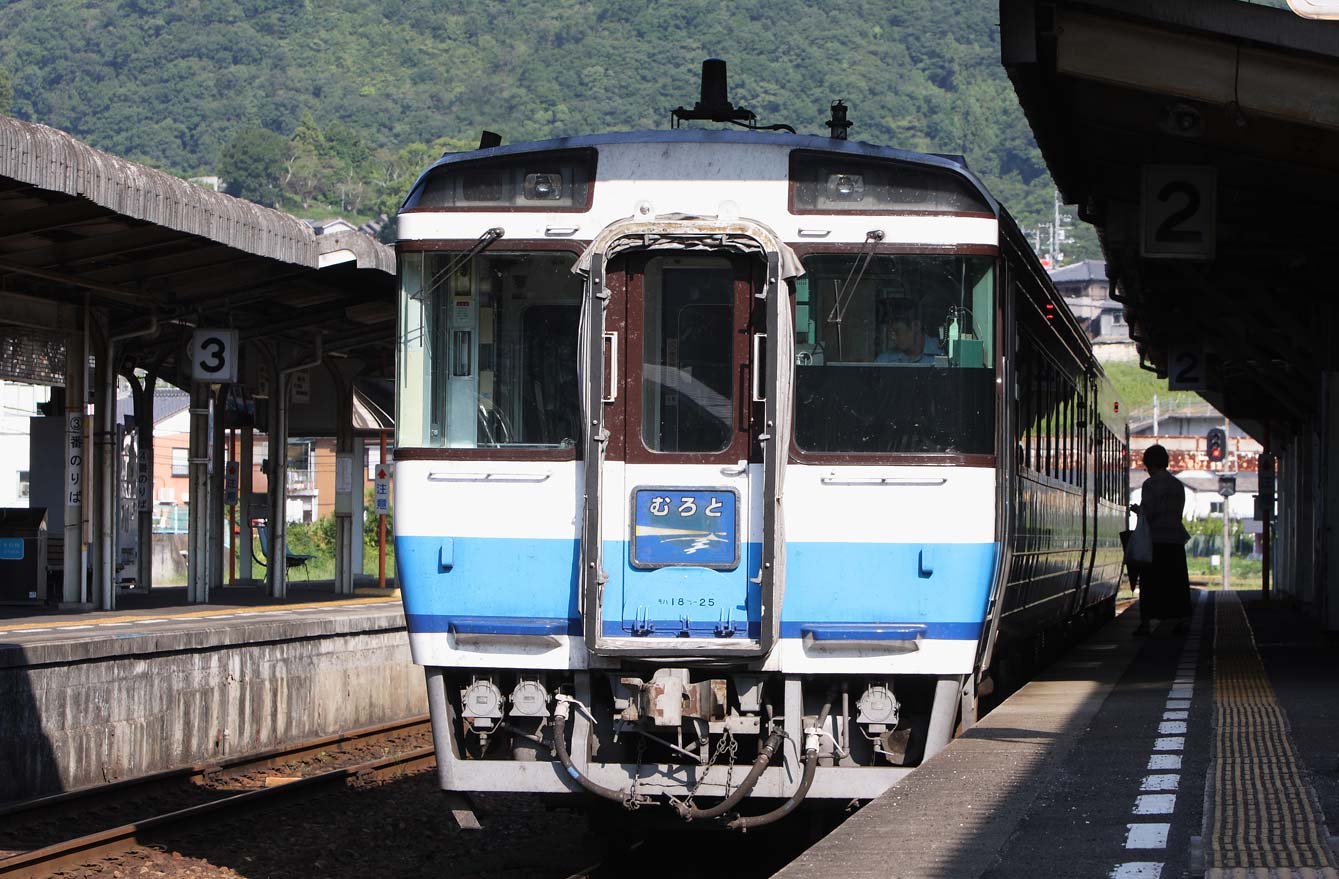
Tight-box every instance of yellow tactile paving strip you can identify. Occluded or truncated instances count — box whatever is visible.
[0,593,400,634]
[1206,590,1339,879]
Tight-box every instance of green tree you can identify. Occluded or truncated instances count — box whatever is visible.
[220,125,288,206]
[0,67,12,115]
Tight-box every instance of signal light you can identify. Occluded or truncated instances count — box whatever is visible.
[1045,302,1056,322]
[1206,427,1227,462]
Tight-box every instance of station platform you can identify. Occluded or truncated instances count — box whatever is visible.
[0,584,424,805]
[776,589,1339,879]
[0,582,401,657]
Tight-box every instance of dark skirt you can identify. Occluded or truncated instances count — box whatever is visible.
[1138,542,1192,620]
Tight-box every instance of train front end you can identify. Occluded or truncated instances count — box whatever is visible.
[394,131,1004,819]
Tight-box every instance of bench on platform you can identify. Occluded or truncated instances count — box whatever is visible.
[253,524,314,579]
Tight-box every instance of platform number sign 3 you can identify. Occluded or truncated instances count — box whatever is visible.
[1168,345,1207,391]
[1141,166,1216,259]
[191,329,238,383]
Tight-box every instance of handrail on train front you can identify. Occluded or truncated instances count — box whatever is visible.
[575,217,798,658]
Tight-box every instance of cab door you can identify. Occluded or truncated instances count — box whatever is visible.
[591,252,764,651]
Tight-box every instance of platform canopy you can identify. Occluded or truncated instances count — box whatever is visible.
[0,114,397,421]
[1002,0,1339,438]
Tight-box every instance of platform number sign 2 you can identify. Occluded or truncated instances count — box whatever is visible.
[1141,166,1216,259]
[191,329,238,383]
[1168,345,1207,391]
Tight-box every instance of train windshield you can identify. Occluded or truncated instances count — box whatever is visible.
[793,253,996,456]
[397,250,582,449]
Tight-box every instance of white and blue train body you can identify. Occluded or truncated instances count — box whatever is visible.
[394,117,1127,821]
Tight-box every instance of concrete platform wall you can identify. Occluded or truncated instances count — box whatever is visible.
[0,609,425,802]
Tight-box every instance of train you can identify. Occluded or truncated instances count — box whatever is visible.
[393,62,1128,828]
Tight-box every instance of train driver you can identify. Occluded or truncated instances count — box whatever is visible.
[875,298,944,365]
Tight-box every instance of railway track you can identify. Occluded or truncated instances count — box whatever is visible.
[0,716,434,879]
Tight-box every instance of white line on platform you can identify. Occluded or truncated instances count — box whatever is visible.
[56,625,93,630]
[1166,699,1191,710]
[1125,823,1171,849]
[1110,863,1163,879]
[1162,710,1188,720]
[1158,721,1188,735]
[1168,687,1193,699]
[1148,754,1181,771]
[135,619,169,624]
[9,628,42,633]
[95,622,131,627]
[1153,737,1185,751]
[1141,774,1180,792]
[1133,794,1177,815]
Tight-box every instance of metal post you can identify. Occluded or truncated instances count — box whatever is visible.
[134,372,156,593]
[1221,416,1231,592]
[95,316,158,610]
[92,320,111,610]
[229,429,236,585]
[1262,421,1272,604]
[379,429,387,589]
[267,336,322,599]
[267,375,287,600]
[208,385,225,591]
[187,382,211,603]
[239,424,253,584]
[330,362,354,596]
[351,435,365,581]
[62,322,87,606]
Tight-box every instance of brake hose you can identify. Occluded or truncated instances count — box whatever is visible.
[725,688,837,831]
[551,699,627,803]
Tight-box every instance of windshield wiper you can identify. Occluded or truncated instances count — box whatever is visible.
[413,227,504,301]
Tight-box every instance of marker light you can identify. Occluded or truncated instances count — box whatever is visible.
[827,173,864,201]
[524,172,563,200]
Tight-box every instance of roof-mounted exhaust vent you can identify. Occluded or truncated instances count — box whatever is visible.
[672,60,796,133]
[673,59,755,126]
[478,130,502,150]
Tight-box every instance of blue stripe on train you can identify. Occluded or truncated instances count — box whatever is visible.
[396,535,996,640]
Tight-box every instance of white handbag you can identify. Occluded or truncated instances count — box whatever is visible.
[1126,513,1153,565]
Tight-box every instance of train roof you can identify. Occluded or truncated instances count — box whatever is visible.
[411,128,1001,217]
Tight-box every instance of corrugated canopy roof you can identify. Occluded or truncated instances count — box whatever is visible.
[0,116,392,273]
[0,114,398,428]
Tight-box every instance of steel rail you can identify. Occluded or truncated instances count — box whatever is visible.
[0,714,430,826]
[0,746,435,878]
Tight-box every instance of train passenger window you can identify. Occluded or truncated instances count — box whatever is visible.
[396,250,582,449]
[641,257,735,453]
[793,253,995,455]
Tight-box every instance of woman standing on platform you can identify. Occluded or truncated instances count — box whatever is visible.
[1131,444,1192,636]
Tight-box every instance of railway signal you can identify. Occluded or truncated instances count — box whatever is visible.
[1206,427,1227,463]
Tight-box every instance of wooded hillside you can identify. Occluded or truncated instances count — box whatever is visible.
[0,0,1097,255]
